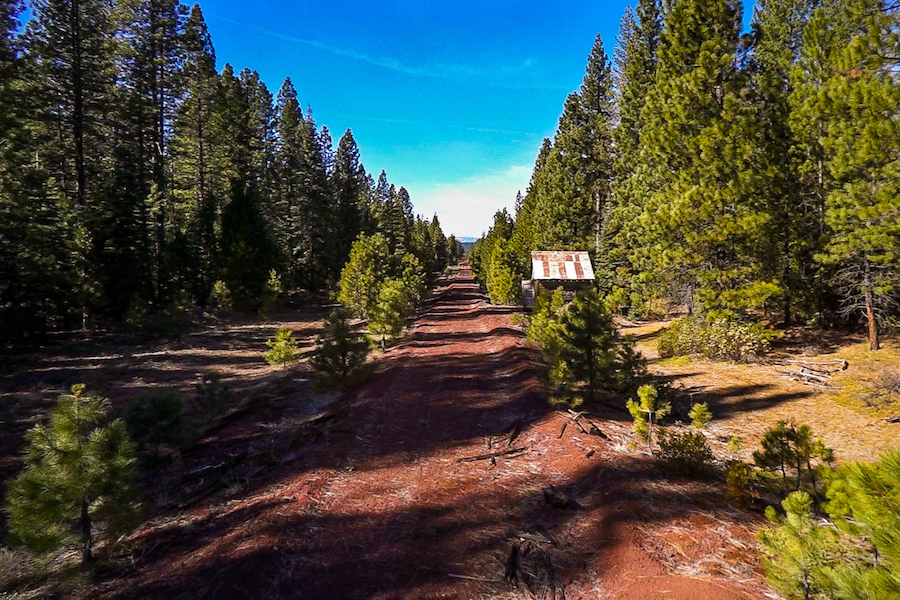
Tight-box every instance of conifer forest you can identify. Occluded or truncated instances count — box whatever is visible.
[2,0,900,598]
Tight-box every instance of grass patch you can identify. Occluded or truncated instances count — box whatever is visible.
[657,355,692,367]
[830,343,900,418]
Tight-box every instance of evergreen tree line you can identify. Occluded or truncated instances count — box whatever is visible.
[0,0,458,340]
[471,0,900,350]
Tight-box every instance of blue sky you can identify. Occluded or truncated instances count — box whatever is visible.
[200,0,754,238]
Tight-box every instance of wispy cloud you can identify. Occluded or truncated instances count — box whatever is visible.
[207,15,567,91]
[406,164,532,238]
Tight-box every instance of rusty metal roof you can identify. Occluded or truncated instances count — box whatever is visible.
[530,251,595,281]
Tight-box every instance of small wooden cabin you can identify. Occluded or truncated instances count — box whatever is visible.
[522,250,595,308]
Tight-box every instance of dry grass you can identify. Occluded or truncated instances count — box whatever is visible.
[624,321,900,464]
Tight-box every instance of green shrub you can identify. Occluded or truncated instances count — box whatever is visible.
[753,420,833,496]
[125,391,186,452]
[207,280,232,311]
[527,288,565,348]
[260,269,283,319]
[125,292,194,337]
[654,430,714,476]
[265,328,297,367]
[313,308,372,391]
[194,371,232,421]
[689,402,713,429]
[657,316,776,362]
[726,460,754,506]
[4,385,140,565]
[727,435,743,453]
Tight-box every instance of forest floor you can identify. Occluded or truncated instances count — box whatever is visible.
[623,321,900,464]
[28,265,764,599]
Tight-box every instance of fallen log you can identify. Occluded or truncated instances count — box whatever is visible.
[458,446,528,463]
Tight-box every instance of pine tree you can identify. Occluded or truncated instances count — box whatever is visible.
[332,129,366,265]
[487,239,520,305]
[638,0,777,315]
[297,109,335,290]
[626,384,670,444]
[369,278,409,349]
[812,0,900,350]
[273,78,306,283]
[338,233,390,317]
[0,0,80,337]
[27,0,117,325]
[4,384,140,565]
[750,0,818,325]
[116,0,187,303]
[758,491,840,600]
[312,307,371,390]
[607,0,662,301]
[170,4,222,302]
[220,181,278,311]
[553,290,644,403]
[753,420,834,494]
[529,35,615,254]
[398,253,427,308]
[825,450,900,597]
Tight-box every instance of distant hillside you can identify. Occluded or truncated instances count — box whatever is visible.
[457,237,477,252]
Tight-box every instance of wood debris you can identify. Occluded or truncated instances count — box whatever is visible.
[778,358,849,388]
[457,446,528,463]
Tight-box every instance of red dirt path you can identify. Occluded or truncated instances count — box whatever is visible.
[102,265,768,599]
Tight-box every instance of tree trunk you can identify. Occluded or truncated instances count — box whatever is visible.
[782,220,791,327]
[593,187,601,256]
[80,499,92,565]
[70,0,86,207]
[864,262,879,351]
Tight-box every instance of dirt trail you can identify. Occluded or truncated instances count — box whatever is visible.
[108,266,767,599]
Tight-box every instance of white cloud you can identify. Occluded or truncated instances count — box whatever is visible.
[406,164,532,239]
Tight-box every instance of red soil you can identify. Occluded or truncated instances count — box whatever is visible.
[100,266,769,599]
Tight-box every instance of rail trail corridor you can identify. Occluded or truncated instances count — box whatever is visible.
[108,265,767,599]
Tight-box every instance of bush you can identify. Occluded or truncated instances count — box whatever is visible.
[657,316,776,362]
[265,328,297,367]
[125,391,186,452]
[654,431,714,476]
[195,371,232,421]
[4,385,140,565]
[312,308,372,391]
[726,460,754,506]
